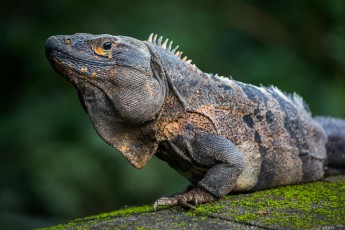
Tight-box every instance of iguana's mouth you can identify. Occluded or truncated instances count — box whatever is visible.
[46,49,114,67]
[47,55,81,85]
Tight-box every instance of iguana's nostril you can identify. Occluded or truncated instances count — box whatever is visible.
[45,37,58,51]
[65,37,72,45]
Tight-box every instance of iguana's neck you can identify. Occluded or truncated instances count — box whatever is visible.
[153,46,207,141]
[155,45,206,104]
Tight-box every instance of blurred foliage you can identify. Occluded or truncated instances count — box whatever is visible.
[1,0,345,228]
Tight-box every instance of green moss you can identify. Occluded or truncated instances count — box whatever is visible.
[221,176,345,229]
[200,216,207,221]
[189,203,224,217]
[82,205,153,221]
[42,175,345,229]
[42,205,156,229]
[175,221,187,227]
[186,176,345,228]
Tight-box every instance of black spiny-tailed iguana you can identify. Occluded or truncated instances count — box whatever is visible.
[45,33,345,209]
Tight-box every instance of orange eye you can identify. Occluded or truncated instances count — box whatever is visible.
[93,41,115,58]
[94,47,109,56]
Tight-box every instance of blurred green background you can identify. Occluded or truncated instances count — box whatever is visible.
[1,0,345,229]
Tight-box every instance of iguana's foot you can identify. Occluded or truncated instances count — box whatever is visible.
[153,187,217,211]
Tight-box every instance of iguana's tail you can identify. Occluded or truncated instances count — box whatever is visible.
[314,116,345,176]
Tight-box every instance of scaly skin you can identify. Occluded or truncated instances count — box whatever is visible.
[45,33,345,209]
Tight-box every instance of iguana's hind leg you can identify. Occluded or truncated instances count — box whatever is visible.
[154,133,245,210]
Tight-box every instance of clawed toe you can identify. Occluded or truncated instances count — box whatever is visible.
[153,196,197,211]
[153,197,178,211]
[179,200,197,210]
[153,187,216,211]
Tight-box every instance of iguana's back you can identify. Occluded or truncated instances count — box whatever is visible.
[155,60,327,191]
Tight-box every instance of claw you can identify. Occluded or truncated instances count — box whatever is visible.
[153,201,158,212]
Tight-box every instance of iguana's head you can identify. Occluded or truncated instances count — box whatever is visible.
[45,33,168,168]
[45,33,167,122]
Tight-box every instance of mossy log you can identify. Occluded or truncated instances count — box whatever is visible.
[43,175,345,229]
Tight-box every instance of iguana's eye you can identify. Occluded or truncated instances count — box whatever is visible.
[103,42,112,50]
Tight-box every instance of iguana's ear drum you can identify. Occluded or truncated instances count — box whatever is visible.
[144,42,168,83]
[78,81,158,169]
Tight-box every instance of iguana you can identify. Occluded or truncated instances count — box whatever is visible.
[45,33,345,209]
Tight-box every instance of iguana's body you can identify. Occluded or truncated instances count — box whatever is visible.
[45,33,345,208]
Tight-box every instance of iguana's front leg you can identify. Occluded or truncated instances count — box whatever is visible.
[154,133,245,210]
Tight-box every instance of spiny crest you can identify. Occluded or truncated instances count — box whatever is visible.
[212,73,233,83]
[268,86,310,113]
[147,33,196,68]
[290,92,311,113]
